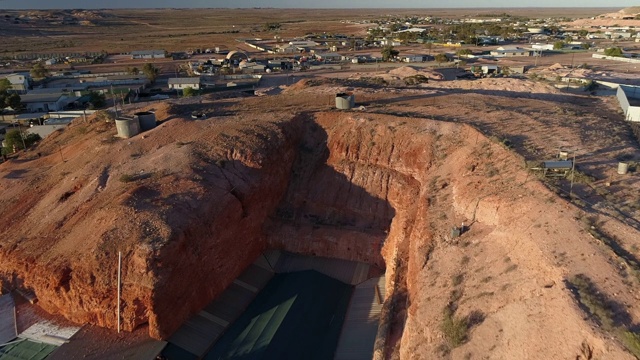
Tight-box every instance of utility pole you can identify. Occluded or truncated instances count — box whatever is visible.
[570,153,576,198]
[117,251,122,333]
[111,84,119,118]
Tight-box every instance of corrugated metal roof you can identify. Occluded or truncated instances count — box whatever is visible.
[0,294,16,344]
[131,50,165,56]
[543,160,573,169]
[20,94,63,103]
[335,276,386,360]
[167,77,201,85]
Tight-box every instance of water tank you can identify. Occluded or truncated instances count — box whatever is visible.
[135,111,156,131]
[115,117,140,138]
[335,92,355,110]
[618,162,629,175]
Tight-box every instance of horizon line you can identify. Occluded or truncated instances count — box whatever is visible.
[0,6,622,10]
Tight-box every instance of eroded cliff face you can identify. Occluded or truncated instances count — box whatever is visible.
[268,112,451,273]
[0,112,303,339]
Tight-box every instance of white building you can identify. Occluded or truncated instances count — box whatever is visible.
[20,93,68,112]
[1,73,29,94]
[617,84,640,122]
[288,41,318,48]
[276,44,299,54]
[531,43,554,51]
[168,77,202,90]
[131,50,166,59]
[490,46,532,57]
[380,38,402,46]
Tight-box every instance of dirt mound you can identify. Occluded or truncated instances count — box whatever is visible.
[548,63,564,71]
[620,6,640,14]
[283,78,313,92]
[386,66,444,81]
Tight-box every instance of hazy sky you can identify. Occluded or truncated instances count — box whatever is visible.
[0,0,636,9]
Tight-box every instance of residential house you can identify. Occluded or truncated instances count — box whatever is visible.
[403,55,429,63]
[314,53,343,62]
[168,77,202,91]
[288,41,318,48]
[276,44,299,54]
[1,73,29,94]
[531,43,554,51]
[380,38,402,46]
[490,46,532,57]
[131,50,166,59]
[481,65,499,74]
[20,93,68,112]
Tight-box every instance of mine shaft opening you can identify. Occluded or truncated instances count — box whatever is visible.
[162,250,386,359]
[162,115,398,359]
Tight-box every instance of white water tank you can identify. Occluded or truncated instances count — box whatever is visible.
[115,117,140,138]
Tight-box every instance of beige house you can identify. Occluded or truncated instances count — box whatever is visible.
[168,77,202,91]
[1,73,29,93]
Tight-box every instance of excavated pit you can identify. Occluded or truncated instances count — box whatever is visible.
[5,102,631,359]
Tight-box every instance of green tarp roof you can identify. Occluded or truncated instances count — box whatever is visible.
[0,340,57,360]
[204,270,353,360]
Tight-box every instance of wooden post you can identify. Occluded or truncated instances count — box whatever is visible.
[117,251,121,333]
[570,153,576,198]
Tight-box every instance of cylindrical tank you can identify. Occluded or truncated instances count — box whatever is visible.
[115,117,140,138]
[336,92,355,110]
[618,162,629,175]
[559,150,569,160]
[135,111,156,131]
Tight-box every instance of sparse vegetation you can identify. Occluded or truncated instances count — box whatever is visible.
[403,74,429,85]
[568,274,640,358]
[604,47,623,57]
[142,63,159,83]
[441,307,468,347]
[2,130,40,153]
[452,273,464,286]
[434,53,449,65]
[182,86,198,97]
[381,45,399,61]
[30,62,49,79]
[119,174,135,183]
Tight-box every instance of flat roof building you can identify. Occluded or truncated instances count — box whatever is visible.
[131,50,166,59]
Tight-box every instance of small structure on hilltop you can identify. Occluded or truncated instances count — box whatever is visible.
[116,111,157,138]
[541,160,574,177]
[336,92,355,110]
[616,84,640,121]
[135,111,156,131]
[115,117,140,138]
